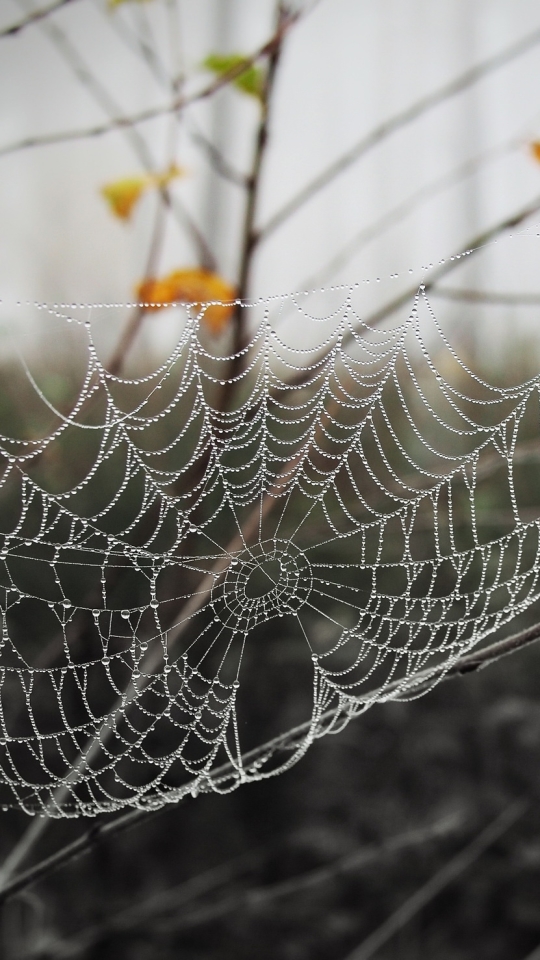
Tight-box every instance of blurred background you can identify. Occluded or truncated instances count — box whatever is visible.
[1,1,540,958]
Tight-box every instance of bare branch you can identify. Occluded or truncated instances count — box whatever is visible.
[342,800,527,960]
[257,27,540,243]
[0,0,78,38]
[160,815,464,936]
[48,811,464,954]
[189,125,249,188]
[522,945,540,960]
[0,807,159,908]
[92,0,171,89]
[217,1,289,415]
[106,177,169,375]
[63,851,259,952]
[98,0,248,191]
[282,192,540,394]
[431,286,540,306]
[0,11,301,159]
[352,194,540,340]
[293,136,521,295]
[18,0,215,269]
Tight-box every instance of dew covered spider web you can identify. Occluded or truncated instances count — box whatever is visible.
[1,272,540,817]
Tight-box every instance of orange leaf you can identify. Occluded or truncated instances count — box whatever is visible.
[136,268,237,336]
[530,142,540,163]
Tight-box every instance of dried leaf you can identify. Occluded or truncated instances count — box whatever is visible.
[137,268,237,335]
[530,142,540,163]
[203,53,264,101]
[101,165,185,221]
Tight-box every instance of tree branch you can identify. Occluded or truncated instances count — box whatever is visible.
[47,811,464,954]
[55,850,259,955]
[291,135,521,296]
[106,179,169,376]
[257,27,540,243]
[189,125,250,188]
[98,0,249,191]
[18,0,215,270]
[350,194,540,341]
[522,945,540,960]
[342,800,527,960]
[153,815,464,937]
[431,286,540,306]
[282,192,540,393]
[0,0,77,38]
[0,807,159,908]
[217,1,288,415]
[0,12,300,159]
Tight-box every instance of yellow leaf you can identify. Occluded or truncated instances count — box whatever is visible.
[531,142,540,163]
[136,268,237,336]
[101,177,149,220]
[101,165,185,221]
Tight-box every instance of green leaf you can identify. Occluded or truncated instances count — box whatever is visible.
[203,53,264,101]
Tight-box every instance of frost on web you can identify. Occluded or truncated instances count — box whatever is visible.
[0,285,539,817]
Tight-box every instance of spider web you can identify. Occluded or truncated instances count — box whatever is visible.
[0,280,539,817]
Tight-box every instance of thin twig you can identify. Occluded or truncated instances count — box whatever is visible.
[106,172,168,376]
[217,1,288,414]
[57,850,260,955]
[431,286,540,306]
[106,3,184,375]
[282,192,540,393]
[0,12,301,159]
[342,800,527,960]
[0,0,77,38]
[0,807,160,908]
[257,27,540,243]
[350,196,540,340]
[158,815,464,936]
[189,125,249,188]
[0,616,539,905]
[49,811,464,954]
[18,0,215,270]
[93,0,170,88]
[96,0,250,191]
[292,136,522,296]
